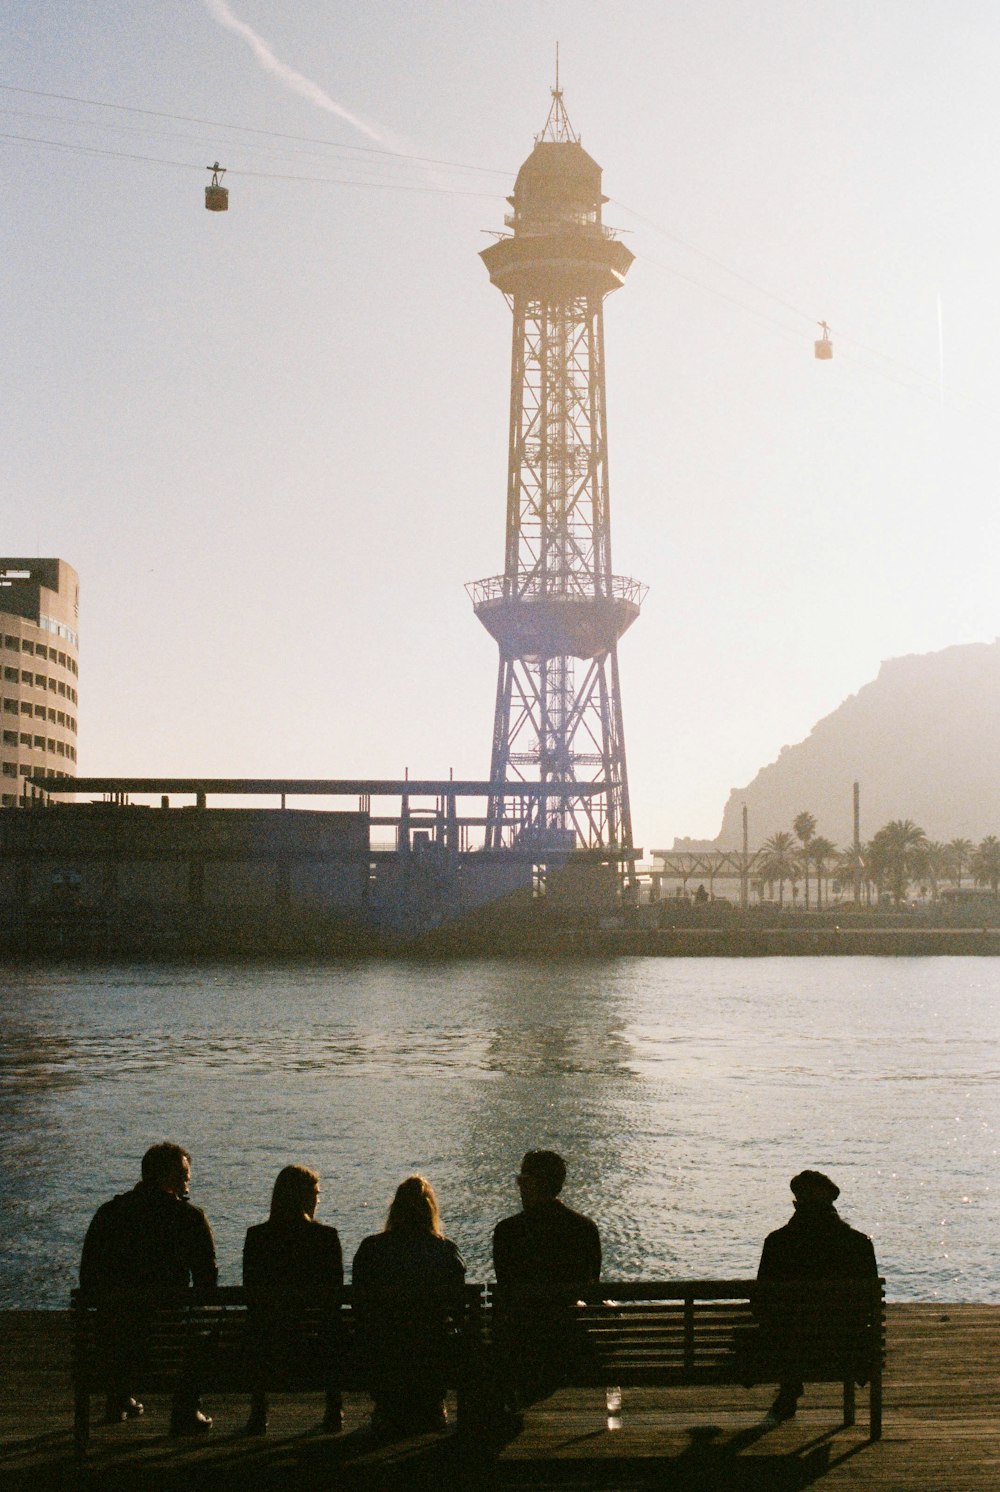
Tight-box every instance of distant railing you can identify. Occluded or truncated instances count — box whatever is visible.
[502,214,619,240]
[466,572,646,608]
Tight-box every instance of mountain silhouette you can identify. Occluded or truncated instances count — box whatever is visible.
[714,640,1000,849]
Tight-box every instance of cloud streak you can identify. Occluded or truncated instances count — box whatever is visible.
[202,0,400,152]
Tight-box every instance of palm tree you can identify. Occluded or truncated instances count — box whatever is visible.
[972,835,1000,895]
[760,831,798,908]
[869,820,927,906]
[917,842,949,902]
[793,812,817,910]
[809,836,837,911]
[945,838,974,890]
[834,845,866,904]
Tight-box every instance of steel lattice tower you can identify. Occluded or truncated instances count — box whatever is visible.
[468,84,644,868]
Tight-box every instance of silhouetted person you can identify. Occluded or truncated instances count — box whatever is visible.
[79,1142,217,1434]
[242,1164,343,1435]
[493,1150,601,1286]
[352,1175,465,1437]
[756,1169,878,1422]
[492,1151,601,1408]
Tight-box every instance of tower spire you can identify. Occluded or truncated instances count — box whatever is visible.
[538,43,579,143]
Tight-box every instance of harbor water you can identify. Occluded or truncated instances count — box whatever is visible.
[0,956,997,1307]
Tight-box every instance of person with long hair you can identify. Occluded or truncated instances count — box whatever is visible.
[242,1164,343,1435]
[351,1175,465,1437]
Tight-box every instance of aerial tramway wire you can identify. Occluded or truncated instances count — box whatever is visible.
[0,131,502,198]
[2,84,992,415]
[0,82,511,179]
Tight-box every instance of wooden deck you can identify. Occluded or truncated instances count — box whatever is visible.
[1,1304,997,1488]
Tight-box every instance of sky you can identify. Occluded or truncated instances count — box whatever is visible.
[5,1,1000,852]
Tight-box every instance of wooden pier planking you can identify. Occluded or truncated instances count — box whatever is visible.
[0,1303,997,1488]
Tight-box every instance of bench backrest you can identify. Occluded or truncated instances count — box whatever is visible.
[70,1283,486,1393]
[486,1278,885,1387]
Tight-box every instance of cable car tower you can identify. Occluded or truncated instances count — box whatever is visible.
[468,79,645,874]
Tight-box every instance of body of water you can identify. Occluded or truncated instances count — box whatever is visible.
[0,957,996,1307]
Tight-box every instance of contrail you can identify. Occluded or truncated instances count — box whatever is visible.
[201,0,401,152]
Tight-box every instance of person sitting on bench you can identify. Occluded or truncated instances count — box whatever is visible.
[242,1164,344,1436]
[492,1150,601,1408]
[79,1142,217,1435]
[352,1175,466,1438]
[756,1169,879,1423]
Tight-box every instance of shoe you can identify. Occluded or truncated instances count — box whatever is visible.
[170,1410,213,1436]
[425,1404,448,1434]
[369,1409,395,1442]
[104,1396,144,1424]
[765,1391,799,1424]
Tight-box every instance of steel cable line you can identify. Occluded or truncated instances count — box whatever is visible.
[0,104,465,173]
[0,82,511,178]
[4,85,992,414]
[623,204,995,417]
[0,131,504,198]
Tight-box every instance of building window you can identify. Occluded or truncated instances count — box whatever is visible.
[47,708,56,722]
[2,763,16,777]
[57,711,65,725]
[18,764,29,776]
[3,636,17,650]
[34,705,45,718]
[2,730,16,745]
[3,700,17,714]
[19,702,30,715]
[58,652,66,667]
[19,733,30,746]
[48,678,56,692]
[57,681,66,696]
[68,746,76,761]
[56,741,65,755]
[33,735,44,749]
[1,793,14,806]
[3,668,16,682]
[21,671,32,685]
[47,739,56,753]
[20,640,33,654]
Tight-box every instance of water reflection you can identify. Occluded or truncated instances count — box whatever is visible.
[0,958,996,1306]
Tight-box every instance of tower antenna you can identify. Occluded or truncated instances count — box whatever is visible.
[539,43,578,143]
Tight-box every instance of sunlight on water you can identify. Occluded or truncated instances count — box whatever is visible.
[0,957,997,1306]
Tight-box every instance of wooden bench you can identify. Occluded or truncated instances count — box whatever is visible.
[70,1282,486,1454]
[487,1277,886,1440]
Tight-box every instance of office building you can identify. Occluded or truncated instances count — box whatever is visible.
[0,559,79,806]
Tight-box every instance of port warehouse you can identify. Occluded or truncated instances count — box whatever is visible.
[0,778,621,943]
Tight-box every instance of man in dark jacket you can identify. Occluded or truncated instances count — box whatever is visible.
[493,1151,601,1286]
[80,1142,217,1433]
[756,1169,879,1422]
[492,1151,601,1408]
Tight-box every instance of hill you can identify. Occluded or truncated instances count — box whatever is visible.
[714,640,1000,849]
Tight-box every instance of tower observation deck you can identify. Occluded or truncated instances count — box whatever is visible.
[468,83,645,870]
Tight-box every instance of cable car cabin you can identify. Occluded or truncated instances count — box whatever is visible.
[205,162,228,212]
[815,321,833,359]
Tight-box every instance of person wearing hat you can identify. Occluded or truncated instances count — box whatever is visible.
[756,1170,879,1423]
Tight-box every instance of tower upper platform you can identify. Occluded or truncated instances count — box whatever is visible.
[481,137,633,299]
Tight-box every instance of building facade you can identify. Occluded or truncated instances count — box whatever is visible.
[0,558,79,807]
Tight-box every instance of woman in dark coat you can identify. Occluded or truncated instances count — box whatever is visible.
[242,1164,343,1434]
[351,1175,465,1436]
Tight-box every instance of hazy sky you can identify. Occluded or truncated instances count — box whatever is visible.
[5,2,1000,850]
